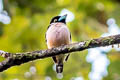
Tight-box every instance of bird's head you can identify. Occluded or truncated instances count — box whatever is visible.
[50,14,67,24]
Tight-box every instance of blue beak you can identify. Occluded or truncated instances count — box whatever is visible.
[58,14,67,21]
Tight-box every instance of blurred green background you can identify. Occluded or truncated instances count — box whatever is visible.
[0,0,120,80]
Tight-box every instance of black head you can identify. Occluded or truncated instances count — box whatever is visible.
[50,14,67,24]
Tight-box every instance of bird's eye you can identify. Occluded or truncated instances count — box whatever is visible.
[54,19,57,22]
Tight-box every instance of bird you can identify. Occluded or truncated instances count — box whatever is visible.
[45,14,71,73]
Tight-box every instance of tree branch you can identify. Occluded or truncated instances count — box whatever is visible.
[0,34,120,72]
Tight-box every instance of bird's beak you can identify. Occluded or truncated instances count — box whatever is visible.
[58,14,67,21]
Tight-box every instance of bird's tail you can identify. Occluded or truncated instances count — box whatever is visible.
[56,64,63,73]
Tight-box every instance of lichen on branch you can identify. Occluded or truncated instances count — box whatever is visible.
[0,34,120,72]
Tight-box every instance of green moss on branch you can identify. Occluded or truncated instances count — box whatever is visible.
[0,34,120,72]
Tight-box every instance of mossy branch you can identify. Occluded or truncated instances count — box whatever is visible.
[0,34,120,72]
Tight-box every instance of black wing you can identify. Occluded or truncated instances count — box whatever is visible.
[65,32,71,61]
[70,32,72,42]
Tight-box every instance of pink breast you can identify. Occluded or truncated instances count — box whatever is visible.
[46,26,70,48]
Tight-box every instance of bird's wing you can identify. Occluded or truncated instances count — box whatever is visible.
[52,56,57,63]
[70,32,72,41]
[65,32,71,62]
